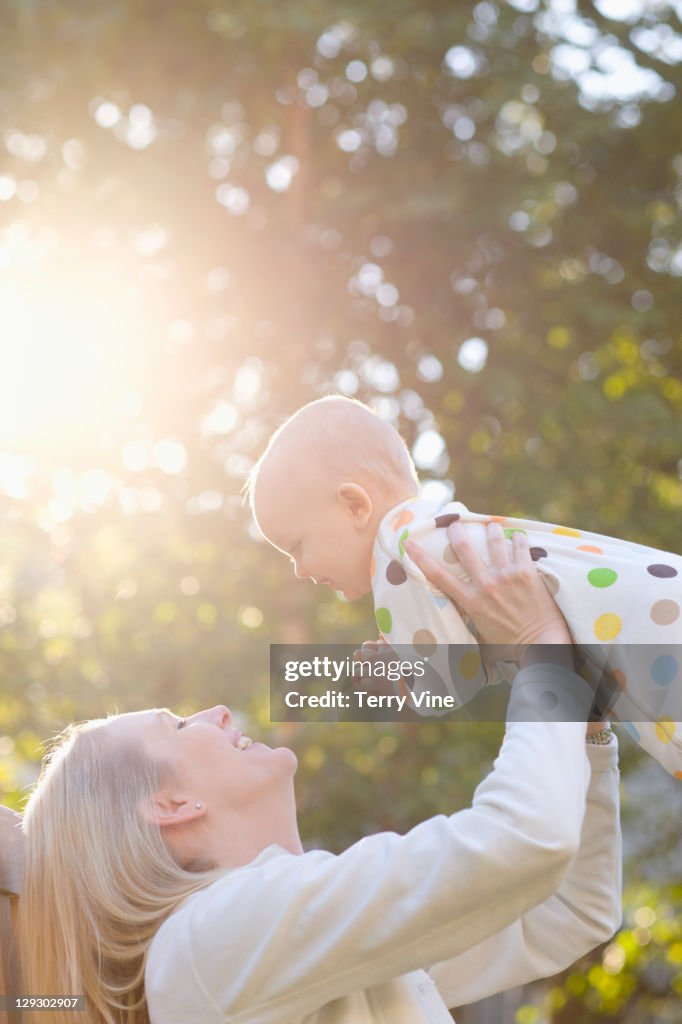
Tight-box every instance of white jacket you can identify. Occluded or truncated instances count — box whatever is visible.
[146,668,622,1023]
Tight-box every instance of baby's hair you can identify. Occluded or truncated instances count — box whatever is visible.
[244,395,419,511]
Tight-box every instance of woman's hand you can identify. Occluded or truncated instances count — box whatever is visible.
[406,522,607,734]
[404,521,572,661]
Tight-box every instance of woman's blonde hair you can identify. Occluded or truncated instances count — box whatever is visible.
[18,717,225,1024]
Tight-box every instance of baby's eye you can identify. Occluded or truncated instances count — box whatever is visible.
[177,717,188,729]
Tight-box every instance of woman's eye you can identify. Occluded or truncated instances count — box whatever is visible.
[177,718,188,729]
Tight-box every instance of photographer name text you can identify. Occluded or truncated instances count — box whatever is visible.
[284,689,459,711]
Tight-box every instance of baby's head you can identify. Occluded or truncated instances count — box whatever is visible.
[246,396,419,600]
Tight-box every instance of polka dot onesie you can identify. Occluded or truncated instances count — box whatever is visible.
[372,496,682,778]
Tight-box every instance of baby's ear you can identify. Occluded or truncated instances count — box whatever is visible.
[337,483,373,525]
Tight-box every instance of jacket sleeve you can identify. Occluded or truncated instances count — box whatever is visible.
[428,737,622,1007]
[146,668,598,1024]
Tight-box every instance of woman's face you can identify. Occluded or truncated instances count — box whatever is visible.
[104,705,298,814]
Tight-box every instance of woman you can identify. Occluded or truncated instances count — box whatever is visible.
[19,523,621,1024]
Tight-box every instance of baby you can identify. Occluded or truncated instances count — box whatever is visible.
[248,395,682,778]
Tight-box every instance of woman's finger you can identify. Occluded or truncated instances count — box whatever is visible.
[404,539,469,606]
[510,528,531,565]
[445,522,488,584]
[485,522,510,568]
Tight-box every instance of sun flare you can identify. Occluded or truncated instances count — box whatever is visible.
[0,272,142,449]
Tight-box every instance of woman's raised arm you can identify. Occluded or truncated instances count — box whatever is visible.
[146,523,607,1023]
[428,737,621,1007]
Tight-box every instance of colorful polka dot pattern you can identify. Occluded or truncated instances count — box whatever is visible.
[435,513,461,528]
[391,509,414,531]
[386,560,407,585]
[648,564,678,578]
[655,718,675,743]
[375,607,392,634]
[542,573,560,598]
[530,547,548,561]
[371,497,682,776]
[651,655,677,687]
[460,650,482,680]
[593,612,622,641]
[587,568,618,588]
[651,600,680,625]
[504,527,527,541]
[413,629,437,657]
[612,669,627,689]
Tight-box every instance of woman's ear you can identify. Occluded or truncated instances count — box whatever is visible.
[141,793,206,829]
[336,483,373,527]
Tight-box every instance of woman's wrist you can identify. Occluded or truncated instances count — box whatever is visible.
[585,722,614,743]
[517,634,574,673]
[586,720,611,738]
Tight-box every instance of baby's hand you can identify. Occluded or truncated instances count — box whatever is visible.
[352,639,398,698]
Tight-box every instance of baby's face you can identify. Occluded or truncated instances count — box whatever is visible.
[254,476,374,602]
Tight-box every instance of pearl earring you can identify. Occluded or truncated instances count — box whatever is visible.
[195,802,202,809]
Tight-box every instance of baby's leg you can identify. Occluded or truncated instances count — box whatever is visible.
[584,643,682,778]
[617,719,682,778]
[456,512,682,776]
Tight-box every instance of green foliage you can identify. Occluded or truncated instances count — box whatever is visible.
[514,883,682,1023]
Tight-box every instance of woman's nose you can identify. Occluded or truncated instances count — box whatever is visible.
[215,705,231,727]
[201,705,231,727]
